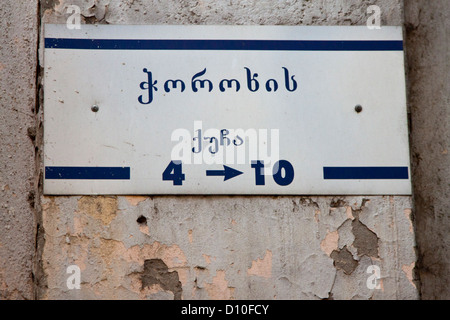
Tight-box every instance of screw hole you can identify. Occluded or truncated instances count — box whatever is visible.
[91,105,99,112]
[355,105,363,113]
[136,215,147,225]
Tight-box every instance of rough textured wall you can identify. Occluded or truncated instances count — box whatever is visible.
[41,0,403,26]
[0,1,39,300]
[405,0,450,300]
[37,0,418,299]
[41,196,417,299]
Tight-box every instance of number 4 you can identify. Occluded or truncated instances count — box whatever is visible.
[162,161,185,186]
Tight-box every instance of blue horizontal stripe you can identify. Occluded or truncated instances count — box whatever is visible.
[324,167,409,180]
[44,38,403,51]
[45,166,130,180]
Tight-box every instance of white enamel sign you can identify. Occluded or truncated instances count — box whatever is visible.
[43,24,411,195]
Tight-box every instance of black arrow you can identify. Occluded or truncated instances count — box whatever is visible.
[206,165,243,181]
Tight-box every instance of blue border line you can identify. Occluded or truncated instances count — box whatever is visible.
[44,39,404,51]
[45,166,130,180]
[323,167,409,180]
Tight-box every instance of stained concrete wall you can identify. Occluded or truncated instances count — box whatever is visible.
[404,0,450,300]
[34,0,418,300]
[0,0,39,300]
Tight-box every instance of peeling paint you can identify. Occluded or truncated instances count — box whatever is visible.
[202,254,212,265]
[314,209,320,223]
[140,259,182,300]
[352,219,379,258]
[337,219,355,251]
[321,230,339,256]
[38,195,418,299]
[124,241,188,270]
[330,246,358,275]
[34,0,419,300]
[125,196,147,206]
[140,283,174,299]
[402,262,417,289]
[345,206,355,220]
[247,250,272,279]
[330,198,348,209]
[403,209,414,233]
[0,0,428,301]
[205,270,234,300]
[139,225,150,235]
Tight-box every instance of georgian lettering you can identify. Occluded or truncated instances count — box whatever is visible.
[138,67,298,104]
[138,68,158,104]
[192,68,213,92]
[164,79,186,93]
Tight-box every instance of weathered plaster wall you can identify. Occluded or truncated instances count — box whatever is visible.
[40,195,417,299]
[0,1,39,300]
[41,0,404,26]
[35,0,419,300]
[404,0,450,300]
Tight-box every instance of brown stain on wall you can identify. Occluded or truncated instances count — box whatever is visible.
[140,259,182,300]
[330,246,358,275]
[351,219,379,258]
[126,241,190,297]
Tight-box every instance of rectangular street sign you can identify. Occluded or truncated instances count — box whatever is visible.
[43,24,411,195]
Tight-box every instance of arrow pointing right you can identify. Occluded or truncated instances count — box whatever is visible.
[206,165,243,181]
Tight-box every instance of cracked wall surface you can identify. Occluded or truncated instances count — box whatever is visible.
[1,0,436,300]
[39,196,417,299]
[34,0,419,300]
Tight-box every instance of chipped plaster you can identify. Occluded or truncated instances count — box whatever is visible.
[38,195,418,299]
[0,0,427,300]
